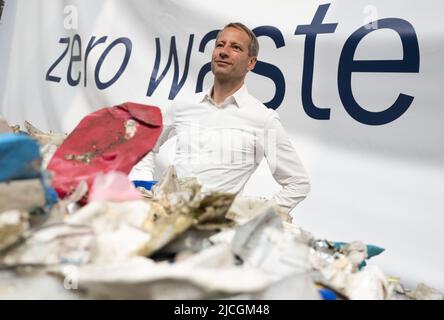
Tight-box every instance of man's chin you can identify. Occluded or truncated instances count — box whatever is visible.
[212,70,231,81]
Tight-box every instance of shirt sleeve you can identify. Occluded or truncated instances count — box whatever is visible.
[263,112,311,213]
[128,102,176,181]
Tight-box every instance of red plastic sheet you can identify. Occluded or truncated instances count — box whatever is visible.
[47,102,162,199]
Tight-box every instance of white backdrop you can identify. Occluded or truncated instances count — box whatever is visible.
[1,0,443,292]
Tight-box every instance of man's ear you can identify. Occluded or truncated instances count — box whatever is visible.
[247,56,257,71]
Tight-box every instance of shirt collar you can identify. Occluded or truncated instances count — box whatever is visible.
[200,83,249,108]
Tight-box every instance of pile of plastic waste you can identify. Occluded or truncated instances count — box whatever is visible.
[0,110,442,300]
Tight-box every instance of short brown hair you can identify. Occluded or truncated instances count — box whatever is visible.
[217,22,259,57]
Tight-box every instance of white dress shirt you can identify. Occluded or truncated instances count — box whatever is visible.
[130,84,310,212]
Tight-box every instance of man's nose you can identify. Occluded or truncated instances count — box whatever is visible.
[218,47,229,58]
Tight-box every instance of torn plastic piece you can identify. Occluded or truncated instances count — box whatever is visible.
[1,223,95,266]
[0,133,41,182]
[58,246,271,299]
[24,121,66,147]
[89,171,142,202]
[0,210,29,251]
[345,265,393,300]
[139,166,236,257]
[406,283,444,300]
[65,200,153,262]
[333,242,385,269]
[227,196,292,225]
[25,121,67,169]
[40,172,58,207]
[232,208,311,280]
[132,180,157,191]
[47,102,162,199]
[319,288,337,300]
[0,179,46,212]
[239,273,321,300]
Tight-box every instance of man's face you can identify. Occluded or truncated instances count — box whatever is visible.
[211,27,257,82]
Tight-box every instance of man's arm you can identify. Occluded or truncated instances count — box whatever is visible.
[264,112,310,213]
[129,103,176,181]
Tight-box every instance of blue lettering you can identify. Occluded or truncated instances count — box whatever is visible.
[67,34,82,86]
[147,35,194,99]
[84,36,107,87]
[95,37,132,90]
[252,26,286,110]
[338,18,420,125]
[295,3,338,120]
[46,37,70,82]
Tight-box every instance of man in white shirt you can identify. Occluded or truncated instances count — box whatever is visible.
[130,22,310,213]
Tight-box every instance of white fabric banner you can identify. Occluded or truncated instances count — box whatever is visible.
[1,0,443,291]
